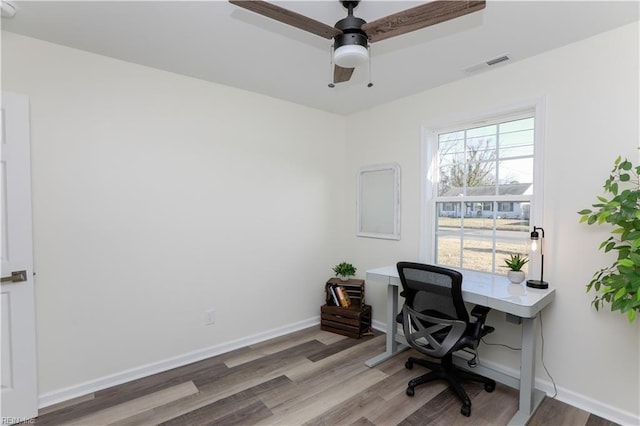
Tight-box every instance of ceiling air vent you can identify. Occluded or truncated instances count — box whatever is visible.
[463,54,511,74]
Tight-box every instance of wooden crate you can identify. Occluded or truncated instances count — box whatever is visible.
[321,278,372,338]
[321,304,372,338]
[324,278,365,308]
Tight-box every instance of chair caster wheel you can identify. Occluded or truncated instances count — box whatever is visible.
[405,361,413,370]
[406,387,415,397]
[461,404,471,417]
[484,381,496,392]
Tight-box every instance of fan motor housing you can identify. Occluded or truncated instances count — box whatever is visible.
[334,15,368,49]
[340,0,360,9]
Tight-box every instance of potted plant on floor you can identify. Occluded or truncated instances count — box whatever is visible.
[333,262,357,281]
[504,254,528,284]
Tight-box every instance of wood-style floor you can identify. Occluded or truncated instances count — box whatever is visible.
[34,326,617,426]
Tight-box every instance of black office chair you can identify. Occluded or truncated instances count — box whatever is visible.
[396,261,496,417]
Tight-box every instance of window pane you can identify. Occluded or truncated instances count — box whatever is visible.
[438,136,465,196]
[438,134,465,165]
[496,200,530,219]
[497,158,533,192]
[463,204,495,222]
[495,226,531,276]
[460,214,495,272]
[499,129,534,158]
[436,232,461,268]
[439,130,465,143]
[464,213,495,230]
[465,161,497,193]
[462,235,494,273]
[439,146,465,168]
[467,135,496,161]
[437,202,463,220]
[438,165,465,196]
[500,117,534,133]
[436,203,462,267]
[467,124,497,138]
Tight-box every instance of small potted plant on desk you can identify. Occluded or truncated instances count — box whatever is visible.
[333,262,357,281]
[504,254,528,284]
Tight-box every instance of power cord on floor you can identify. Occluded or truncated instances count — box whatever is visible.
[480,338,521,351]
[480,313,558,399]
[539,311,558,398]
[461,348,478,367]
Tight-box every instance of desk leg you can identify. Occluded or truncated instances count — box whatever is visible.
[508,315,546,425]
[365,283,408,367]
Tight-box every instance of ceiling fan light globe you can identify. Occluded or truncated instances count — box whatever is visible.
[333,44,368,68]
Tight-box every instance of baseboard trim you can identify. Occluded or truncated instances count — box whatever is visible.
[39,317,639,425]
[38,316,320,409]
[542,381,639,426]
[368,321,638,425]
[371,319,386,333]
[477,358,639,426]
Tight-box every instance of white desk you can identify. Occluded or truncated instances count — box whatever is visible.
[365,265,555,426]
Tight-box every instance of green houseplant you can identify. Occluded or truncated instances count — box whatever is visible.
[504,254,529,271]
[333,262,357,281]
[504,254,528,284]
[578,156,640,322]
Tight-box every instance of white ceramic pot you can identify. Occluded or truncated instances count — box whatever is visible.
[507,270,525,284]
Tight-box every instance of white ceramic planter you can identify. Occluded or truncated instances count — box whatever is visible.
[507,270,526,284]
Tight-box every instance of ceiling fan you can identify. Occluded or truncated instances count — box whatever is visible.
[228,0,486,86]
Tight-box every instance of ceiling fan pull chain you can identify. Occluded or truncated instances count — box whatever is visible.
[367,44,373,88]
[328,43,335,88]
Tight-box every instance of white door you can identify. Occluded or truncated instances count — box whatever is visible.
[1,93,38,422]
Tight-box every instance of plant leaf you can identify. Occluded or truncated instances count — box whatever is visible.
[579,155,640,322]
[618,258,634,268]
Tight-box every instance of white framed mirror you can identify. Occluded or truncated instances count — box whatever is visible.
[357,163,400,240]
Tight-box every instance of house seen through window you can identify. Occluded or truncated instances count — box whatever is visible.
[428,112,537,275]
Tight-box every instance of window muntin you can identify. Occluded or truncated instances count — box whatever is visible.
[431,115,535,275]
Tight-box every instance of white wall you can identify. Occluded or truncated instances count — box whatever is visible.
[345,22,640,423]
[2,32,348,397]
[2,20,639,423]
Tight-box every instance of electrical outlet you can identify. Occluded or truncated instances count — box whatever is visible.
[204,309,215,325]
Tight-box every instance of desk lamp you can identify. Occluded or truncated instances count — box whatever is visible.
[526,226,549,289]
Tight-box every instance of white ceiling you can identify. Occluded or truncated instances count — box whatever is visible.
[2,1,638,115]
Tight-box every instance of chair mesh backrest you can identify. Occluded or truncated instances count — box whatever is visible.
[397,262,468,323]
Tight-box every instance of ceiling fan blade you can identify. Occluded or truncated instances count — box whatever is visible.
[334,65,354,84]
[362,0,486,43]
[229,0,342,39]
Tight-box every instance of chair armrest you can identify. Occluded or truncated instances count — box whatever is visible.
[470,305,493,341]
[470,305,491,320]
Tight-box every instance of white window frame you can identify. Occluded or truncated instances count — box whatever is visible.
[420,98,546,274]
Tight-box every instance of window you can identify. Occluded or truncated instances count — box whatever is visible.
[423,106,543,275]
[498,202,514,213]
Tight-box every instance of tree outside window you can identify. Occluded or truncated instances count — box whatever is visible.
[431,115,536,274]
